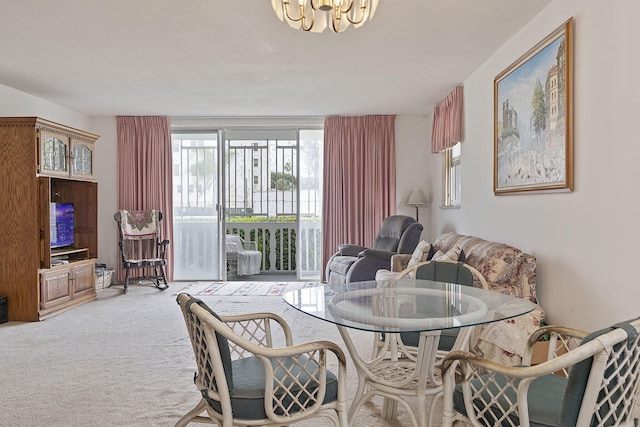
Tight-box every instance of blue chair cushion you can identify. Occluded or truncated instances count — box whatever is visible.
[204,355,339,420]
[398,261,475,349]
[414,260,473,285]
[396,328,458,351]
[452,372,567,427]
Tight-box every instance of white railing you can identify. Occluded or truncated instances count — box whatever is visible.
[225,221,321,278]
[173,220,322,279]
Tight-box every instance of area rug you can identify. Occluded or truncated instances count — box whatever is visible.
[193,281,319,296]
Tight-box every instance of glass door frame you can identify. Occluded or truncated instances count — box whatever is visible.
[171,129,225,281]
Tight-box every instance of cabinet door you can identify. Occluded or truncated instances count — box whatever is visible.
[39,130,70,177]
[40,268,71,309]
[71,261,95,298]
[71,139,94,179]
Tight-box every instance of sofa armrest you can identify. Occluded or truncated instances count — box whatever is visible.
[391,254,411,272]
[346,255,394,283]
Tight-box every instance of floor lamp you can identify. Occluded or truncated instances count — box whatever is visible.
[405,188,428,222]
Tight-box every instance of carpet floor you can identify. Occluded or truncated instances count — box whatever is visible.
[0,281,457,426]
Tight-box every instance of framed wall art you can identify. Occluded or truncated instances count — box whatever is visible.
[494,18,574,195]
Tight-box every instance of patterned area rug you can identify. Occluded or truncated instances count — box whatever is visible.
[194,281,320,296]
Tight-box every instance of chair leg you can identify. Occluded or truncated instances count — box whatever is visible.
[124,268,130,293]
[337,407,349,427]
[348,371,367,421]
[174,398,213,427]
[155,265,169,290]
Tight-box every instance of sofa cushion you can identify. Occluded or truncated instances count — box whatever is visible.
[468,242,524,285]
[433,233,527,290]
[431,245,465,263]
[407,240,433,268]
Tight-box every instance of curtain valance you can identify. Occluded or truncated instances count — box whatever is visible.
[431,85,464,153]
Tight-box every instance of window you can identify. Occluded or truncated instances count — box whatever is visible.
[443,142,461,207]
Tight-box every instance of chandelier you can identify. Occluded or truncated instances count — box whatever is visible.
[271,0,379,33]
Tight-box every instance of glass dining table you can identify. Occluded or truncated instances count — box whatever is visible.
[283,278,536,427]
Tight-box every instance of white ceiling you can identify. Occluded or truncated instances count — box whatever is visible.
[0,0,551,117]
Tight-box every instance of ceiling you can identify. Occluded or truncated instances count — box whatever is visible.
[0,0,551,118]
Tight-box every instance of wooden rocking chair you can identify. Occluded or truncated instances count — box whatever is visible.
[114,210,169,293]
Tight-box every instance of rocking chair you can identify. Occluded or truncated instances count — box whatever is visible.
[114,210,169,293]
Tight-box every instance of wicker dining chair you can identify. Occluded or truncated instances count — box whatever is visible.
[372,260,490,359]
[440,316,640,427]
[175,293,348,427]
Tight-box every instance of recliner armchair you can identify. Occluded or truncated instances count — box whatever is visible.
[325,215,423,284]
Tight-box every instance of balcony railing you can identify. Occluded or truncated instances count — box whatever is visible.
[226,221,322,279]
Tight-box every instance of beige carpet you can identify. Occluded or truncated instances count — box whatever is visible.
[0,281,455,426]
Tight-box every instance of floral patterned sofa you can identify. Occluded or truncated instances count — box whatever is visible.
[391,232,544,366]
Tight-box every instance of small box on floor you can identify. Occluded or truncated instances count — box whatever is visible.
[0,296,7,324]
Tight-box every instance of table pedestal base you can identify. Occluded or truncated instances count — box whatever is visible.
[339,326,448,427]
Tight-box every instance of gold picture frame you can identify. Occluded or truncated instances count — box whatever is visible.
[494,18,574,195]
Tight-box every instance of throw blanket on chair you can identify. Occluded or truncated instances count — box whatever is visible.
[120,210,159,239]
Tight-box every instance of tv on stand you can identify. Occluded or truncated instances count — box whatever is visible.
[50,202,75,249]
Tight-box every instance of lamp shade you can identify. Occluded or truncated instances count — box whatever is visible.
[405,188,428,207]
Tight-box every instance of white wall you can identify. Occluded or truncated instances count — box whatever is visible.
[430,0,640,331]
[0,84,91,131]
[394,115,432,240]
[91,117,119,271]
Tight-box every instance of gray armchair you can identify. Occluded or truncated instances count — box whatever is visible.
[325,215,423,284]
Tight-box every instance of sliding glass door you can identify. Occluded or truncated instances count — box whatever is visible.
[224,129,323,280]
[171,125,323,281]
[298,129,323,280]
[171,131,222,280]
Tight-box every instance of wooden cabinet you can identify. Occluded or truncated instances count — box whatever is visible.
[0,117,99,321]
[38,123,96,180]
[40,259,95,316]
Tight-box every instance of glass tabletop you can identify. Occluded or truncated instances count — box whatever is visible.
[283,278,536,333]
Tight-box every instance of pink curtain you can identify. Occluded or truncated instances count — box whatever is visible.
[431,85,464,153]
[321,115,396,281]
[116,116,174,281]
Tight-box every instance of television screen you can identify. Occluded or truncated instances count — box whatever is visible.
[50,203,75,249]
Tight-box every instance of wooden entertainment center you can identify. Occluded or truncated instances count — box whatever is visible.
[0,117,99,321]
